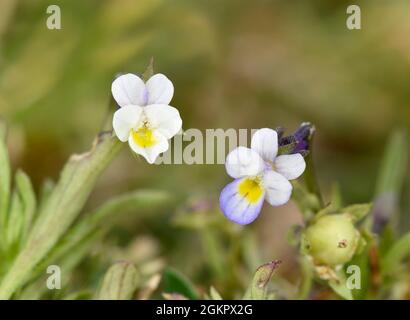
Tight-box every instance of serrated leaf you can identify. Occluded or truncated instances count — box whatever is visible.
[243,260,281,300]
[162,267,199,300]
[97,261,140,300]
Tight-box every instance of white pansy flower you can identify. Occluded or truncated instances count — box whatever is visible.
[112,73,182,164]
[219,128,306,225]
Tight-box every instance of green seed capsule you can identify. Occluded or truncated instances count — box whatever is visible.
[303,214,360,266]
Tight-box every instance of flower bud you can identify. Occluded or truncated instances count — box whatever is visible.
[303,214,360,266]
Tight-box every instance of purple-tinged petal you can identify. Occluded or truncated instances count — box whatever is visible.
[219,178,265,225]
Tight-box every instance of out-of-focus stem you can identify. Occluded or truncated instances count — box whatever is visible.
[297,257,313,299]
[303,131,324,209]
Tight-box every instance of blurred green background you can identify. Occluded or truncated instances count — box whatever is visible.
[0,0,409,298]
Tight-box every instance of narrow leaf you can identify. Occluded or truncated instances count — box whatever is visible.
[209,286,223,300]
[0,134,123,299]
[328,271,353,301]
[97,261,140,300]
[243,260,281,300]
[0,120,10,242]
[372,129,408,233]
[381,232,410,275]
[342,203,372,223]
[15,170,36,243]
[162,267,199,300]
[30,190,170,279]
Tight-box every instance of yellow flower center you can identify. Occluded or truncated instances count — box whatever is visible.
[132,126,156,148]
[238,178,263,203]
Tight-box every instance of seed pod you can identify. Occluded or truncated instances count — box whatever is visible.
[303,214,360,266]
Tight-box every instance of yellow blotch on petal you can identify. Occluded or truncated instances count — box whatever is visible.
[132,127,156,148]
[238,178,263,203]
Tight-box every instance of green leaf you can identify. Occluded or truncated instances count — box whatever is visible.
[162,267,199,300]
[97,261,140,300]
[38,178,55,212]
[0,120,11,244]
[372,129,408,232]
[10,170,36,243]
[30,190,171,279]
[5,189,23,253]
[381,232,410,276]
[0,134,123,299]
[379,225,395,257]
[375,129,408,196]
[209,286,223,300]
[300,125,324,208]
[16,228,103,300]
[243,260,281,300]
[349,244,371,300]
[328,269,353,300]
[341,203,372,223]
[64,290,93,300]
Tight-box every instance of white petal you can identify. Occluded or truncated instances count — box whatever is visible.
[274,154,306,180]
[144,104,182,139]
[128,131,169,164]
[262,170,292,206]
[111,73,147,107]
[112,105,143,142]
[225,147,264,179]
[145,73,174,105]
[251,128,278,161]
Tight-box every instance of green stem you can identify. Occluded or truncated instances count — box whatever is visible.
[297,257,313,299]
[304,135,324,209]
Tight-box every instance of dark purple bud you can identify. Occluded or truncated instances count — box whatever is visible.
[278,122,315,157]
